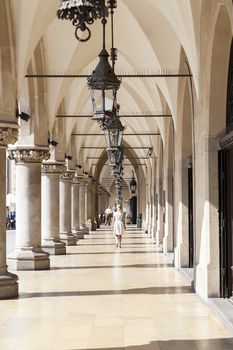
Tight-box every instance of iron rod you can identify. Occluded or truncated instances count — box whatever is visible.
[56,114,172,118]
[81,146,153,149]
[72,133,160,136]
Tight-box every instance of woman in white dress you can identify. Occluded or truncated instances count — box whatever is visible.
[113,204,126,248]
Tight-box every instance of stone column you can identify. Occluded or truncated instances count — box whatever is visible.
[156,178,164,246]
[0,126,18,298]
[41,162,66,255]
[174,159,189,268]
[79,180,89,234]
[85,181,91,227]
[7,147,50,270]
[71,176,84,239]
[60,170,77,246]
[194,136,220,298]
[163,168,174,254]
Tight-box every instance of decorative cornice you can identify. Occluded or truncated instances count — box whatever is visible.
[42,162,66,175]
[60,170,75,181]
[0,126,18,147]
[8,148,50,164]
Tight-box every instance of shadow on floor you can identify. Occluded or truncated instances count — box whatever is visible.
[19,286,193,299]
[66,338,233,350]
[67,251,158,255]
[50,263,174,270]
[78,242,149,246]
[84,237,146,240]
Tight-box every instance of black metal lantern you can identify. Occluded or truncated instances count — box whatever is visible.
[57,0,108,42]
[104,115,124,149]
[88,49,121,122]
[111,164,123,177]
[130,171,137,194]
[107,147,123,166]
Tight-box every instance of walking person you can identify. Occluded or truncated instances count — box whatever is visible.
[113,204,126,248]
[105,206,113,226]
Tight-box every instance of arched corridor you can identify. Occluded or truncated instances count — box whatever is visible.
[2,226,233,350]
[1,0,233,348]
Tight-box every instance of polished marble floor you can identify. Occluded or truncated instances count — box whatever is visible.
[1,227,233,350]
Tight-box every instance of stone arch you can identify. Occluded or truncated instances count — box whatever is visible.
[208,6,232,136]
[0,0,16,123]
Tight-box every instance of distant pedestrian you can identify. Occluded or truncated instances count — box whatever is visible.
[105,206,113,226]
[113,204,126,248]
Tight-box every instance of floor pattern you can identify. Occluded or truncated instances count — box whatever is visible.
[1,226,233,349]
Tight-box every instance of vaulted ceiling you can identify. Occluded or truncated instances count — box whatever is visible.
[9,0,203,185]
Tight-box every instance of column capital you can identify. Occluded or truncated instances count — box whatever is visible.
[8,146,50,164]
[42,161,66,175]
[60,170,75,181]
[0,124,18,148]
[72,175,83,184]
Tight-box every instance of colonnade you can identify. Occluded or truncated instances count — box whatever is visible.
[0,142,101,298]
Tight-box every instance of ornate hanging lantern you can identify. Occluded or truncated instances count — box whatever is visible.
[130,171,137,194]
[104,115,124,149]
[88,51,121,124]
[57,0,108,42]
[107,147,123,166]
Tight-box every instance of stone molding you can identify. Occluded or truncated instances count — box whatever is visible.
[0,125,18,147]
[72,175,83,184]
[60,170,75,181]
[42,162,66,175]
[8,148,50,164]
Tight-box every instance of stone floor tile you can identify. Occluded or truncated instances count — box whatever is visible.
[1,226,231,350]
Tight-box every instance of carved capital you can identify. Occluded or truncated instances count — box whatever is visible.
[42,162,66,175]
[8,148,50,164]
[0,126,18,147]
[72,175,82,184]
[60,170,75,181]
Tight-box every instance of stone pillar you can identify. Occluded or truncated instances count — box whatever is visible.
[7,147,50,270]
[156,179,164,246]
[163,168,174,254]
[174,159,189,268]
[71,176,84,239]
[41,162,66,255]
[194,136,220,298]
[91,181,98,231]
[0,126,18,298]
[60,170,77,246]
[79,180,89,234]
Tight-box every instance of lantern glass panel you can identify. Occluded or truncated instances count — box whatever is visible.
[107,149,116,166]
[90,88,115,118]
[110,129,118,148]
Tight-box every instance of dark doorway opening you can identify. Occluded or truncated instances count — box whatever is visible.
[219,150,233,298]
[188,166,194,268]
[130,196,137,224]
[218,39,233,298]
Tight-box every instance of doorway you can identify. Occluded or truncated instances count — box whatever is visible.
[219,149,233,298]
[188,167,194,268]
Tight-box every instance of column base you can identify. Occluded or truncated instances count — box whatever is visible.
[80,224,89,235]
[42,239,66,255]
[72,228,85,240]
[155,230,161,247]
[0,272,18,299]
[86,219,92,232]
[7,249,50,271]
[60,233,77,246]
[163,237,167,254]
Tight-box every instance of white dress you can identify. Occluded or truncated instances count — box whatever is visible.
[113,211,125,236]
